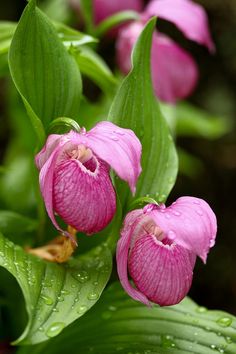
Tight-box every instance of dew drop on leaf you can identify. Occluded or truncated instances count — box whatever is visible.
[216,317,233,327]
[77,305,88,314]
[75,270,89,283]
[41,295,53,306]
[102,311,112,320]
[46,322,65,337]
[87,292,99,301]
[196,306,207,314]
[161,335,176,348]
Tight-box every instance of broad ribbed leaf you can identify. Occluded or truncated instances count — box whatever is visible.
[108,18,178,205]
[0,211,37,239]
[8,0,82,141]
[0,233,112,345]
[17,282,236,354]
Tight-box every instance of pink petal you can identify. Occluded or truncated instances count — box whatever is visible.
[116,23,198,103]
[129,234,195,306]
[116,21,143,74]
[144,0,215,52]
[149,197,217,263]
[94,0,143,24]
[38,142,66,234]
[86,121,142,194]
[53,155,116,235]
[116,209,151,306]
[151,33,198,103]
[35,134,61,169]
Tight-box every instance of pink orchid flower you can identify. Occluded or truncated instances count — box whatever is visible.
[116,0,215,103]
[35,122,141,235]
[117,197,217,306]
[93,0,143,25]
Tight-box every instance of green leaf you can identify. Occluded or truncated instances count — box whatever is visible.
[70,46,118,93]
[17,282,236,354]
[176,102,230,139]
[177,147,204,178]
[0,233,112,344]
[0,211,37,239]
[48,117,80,134]
[95,10,140,37]
[108,18,178,205]
[8,1,82,142]
[79,0,94,34]
[0,21,16,55]
[0,154,36,213]
[53,21,97,47]
[40,0,71,23]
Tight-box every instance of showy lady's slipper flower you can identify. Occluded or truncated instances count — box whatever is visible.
[116,0,215,103]
[35,122,141,236]
[93,0,143,25]
[117,197,217,306]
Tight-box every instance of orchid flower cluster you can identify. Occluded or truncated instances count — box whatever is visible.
[34,0,218,308]
[36,119,217,307]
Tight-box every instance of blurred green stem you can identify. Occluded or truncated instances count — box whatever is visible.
[32,159,46,245]
[160,102,177,139]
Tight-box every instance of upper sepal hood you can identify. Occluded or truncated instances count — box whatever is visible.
[143,0,215,52]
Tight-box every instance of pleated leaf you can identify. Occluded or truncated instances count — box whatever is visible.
[0,233,112,345]
[17,282,236,354]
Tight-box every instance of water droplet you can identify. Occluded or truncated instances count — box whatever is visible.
[61,289,70,295]
[193,200,200,205]
[93,281,98,286]
[165,213,171,219]
[225,336,232,344]
[139,128,144,138]
[217,317,233,327]
[173,211,181,216]
[196,306,207,313]
[161,335,176,348]
[38,326,44,332]
[196,209,203,216]
[158,194,166,202]
[41,295,53,306]
[111,135,119,141]
[52,307,59,312]
[115,130,125,136]
[46,322,65,338]
[210,344,216,350]
[76,270,89,283]
[88,292,99,300]
[143,204,156,214]
[102,311,112,320]
[108,305,117,311]
[77,305,88,314]
[210,238,215,247]
[57,296,64,302]
[168,230,176,240]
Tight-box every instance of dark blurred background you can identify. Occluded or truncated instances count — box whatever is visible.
[0,0,236,317]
